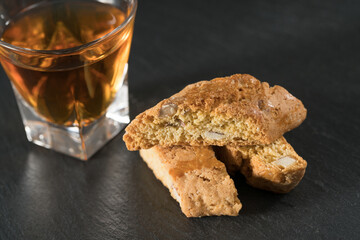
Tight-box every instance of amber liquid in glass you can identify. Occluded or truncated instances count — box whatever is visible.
[1,1,133,126]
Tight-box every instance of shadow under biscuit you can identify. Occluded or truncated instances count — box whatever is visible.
[231,173,285,216]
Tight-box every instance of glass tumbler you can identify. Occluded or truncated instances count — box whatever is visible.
[0,0,137,160]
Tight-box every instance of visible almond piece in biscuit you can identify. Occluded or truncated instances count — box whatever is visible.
[124,74,307,151]
[215,137,307,193]
[139,146,242,217]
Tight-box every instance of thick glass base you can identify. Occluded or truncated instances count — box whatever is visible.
[11,66,130,160]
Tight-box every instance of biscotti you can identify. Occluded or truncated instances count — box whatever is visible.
[215,137,307,193]
[139,145,242,217]
[124,74,307,151]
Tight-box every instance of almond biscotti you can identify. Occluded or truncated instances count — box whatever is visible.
[139,145,242,217]
[124,74,306,151]
[215,137,307,193]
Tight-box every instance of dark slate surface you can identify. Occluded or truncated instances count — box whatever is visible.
[1,0,360,239]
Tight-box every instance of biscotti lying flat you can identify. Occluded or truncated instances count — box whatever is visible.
[215,137,307,193]
[124,74,307,151]
[125,73,308,217]
[140,146,242,217]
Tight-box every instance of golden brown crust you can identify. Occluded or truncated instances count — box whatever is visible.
[139,146,242,217]
[155,145,224,178]
[215,137,307,193]
[124,74,307,151]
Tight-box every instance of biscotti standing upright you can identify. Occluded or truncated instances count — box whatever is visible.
[215,137,307,193]
[139,145,242,217]
[124,74,307,151]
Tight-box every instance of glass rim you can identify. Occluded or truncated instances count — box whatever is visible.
[0,0,137,56]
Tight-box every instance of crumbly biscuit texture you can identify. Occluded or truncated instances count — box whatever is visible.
[139,145,242,217]
[216,137,307,193]
[124,74,307,151]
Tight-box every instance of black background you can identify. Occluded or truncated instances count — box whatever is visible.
[1,0,360,239]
